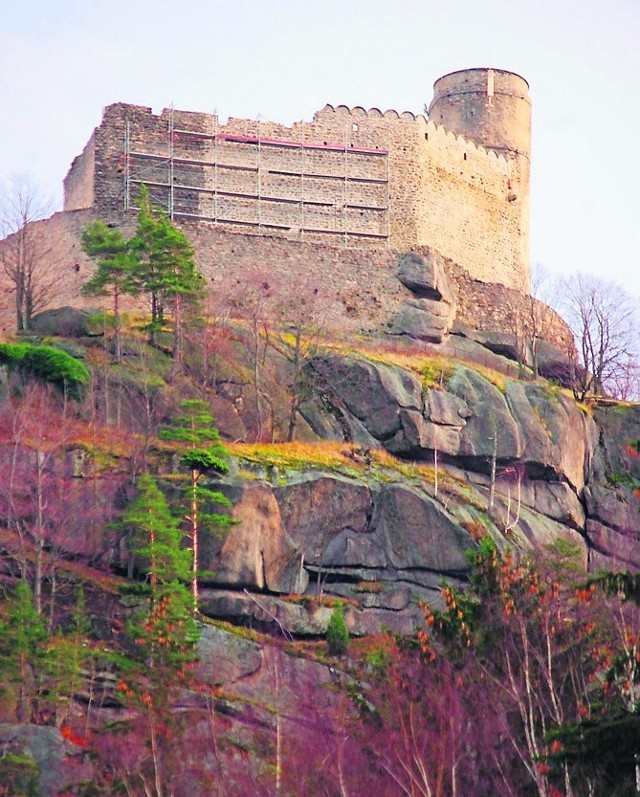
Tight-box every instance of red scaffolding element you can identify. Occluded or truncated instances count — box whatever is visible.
[175,129,388,156]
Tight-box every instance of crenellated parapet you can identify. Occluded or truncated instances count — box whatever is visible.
[63,67,531,292]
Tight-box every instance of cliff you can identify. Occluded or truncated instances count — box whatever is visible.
[1,297,639,794]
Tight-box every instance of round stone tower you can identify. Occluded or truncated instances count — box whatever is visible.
[428,68,531,160]
[428,68,531,291]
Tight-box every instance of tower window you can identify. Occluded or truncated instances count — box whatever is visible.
[463,153,467,161]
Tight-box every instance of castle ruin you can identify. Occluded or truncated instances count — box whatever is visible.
[64,68,532,292]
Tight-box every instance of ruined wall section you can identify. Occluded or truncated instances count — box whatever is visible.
[74,103,396,248]
[62,98,530,289]
[304,106,422,247]
[63,134,95,211]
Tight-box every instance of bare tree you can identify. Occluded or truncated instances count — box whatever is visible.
[271,274,337,442]
[528,263,564,379]
[559,273,639,400]
[0,175,58,332]
[228,273,276,442]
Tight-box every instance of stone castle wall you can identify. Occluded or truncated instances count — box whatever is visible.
[0,207,570,354]
[64,71,530,291]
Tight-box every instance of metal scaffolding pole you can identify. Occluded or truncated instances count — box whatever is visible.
[300,130,304,239]
[123,121,131,211]
[213,111,218,223]
[257,115,262,229]
[386,133,391,248]
[168,105,175,219]
[343,124,348,247]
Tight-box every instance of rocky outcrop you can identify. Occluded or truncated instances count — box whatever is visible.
[389,298,455,343]
[391,252,457,342]
[30,306,102,338]
[304,355,596,491]
[0,724,93,797]
[200,411,600,635]
[583,404,640,569]
[396,252,455,303]
[193,624,344,736]
[201,472,473,634]
[195,352,640,635]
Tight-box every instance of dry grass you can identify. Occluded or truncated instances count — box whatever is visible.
[229,440,358,472]
[322,337,511,395]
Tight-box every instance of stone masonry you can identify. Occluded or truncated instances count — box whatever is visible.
[64,68,532,292]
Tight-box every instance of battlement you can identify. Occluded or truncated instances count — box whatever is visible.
[64,67,531,291]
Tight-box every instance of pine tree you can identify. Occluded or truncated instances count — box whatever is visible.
[122,473,191,590]
[326,601,349,656]
[45,585,94,730]
[121,473,199,688]
[130,185,164,335]
[0,581,48,722]
[81,221,138,362]
[119,474,200,797]
[159,400,233,607]
[130,186,205,374]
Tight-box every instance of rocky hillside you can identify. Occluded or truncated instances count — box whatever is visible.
[8,304,638,639]
[0,275,638,794]
[197,349,640,638]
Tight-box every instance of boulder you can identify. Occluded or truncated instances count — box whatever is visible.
[196,624,263,686]
[0,724,93,797]
[209,483,306,593]
[586,519,640,570]
[446,367,522,462]
[584,484,640,532]
[590,404,640,486]
[505,382,595,489]
[439,333,523,379]
[390,297,455,342]
[310,354,423,440]
[30,306,102,338]
[274,474,372,562]
[192,621,342,725]
[471,330,521,361]
[535,340,574,384]
[371,484,474,573]
[396,251,456,303]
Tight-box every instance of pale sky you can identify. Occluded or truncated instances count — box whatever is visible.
[1,0,639,294]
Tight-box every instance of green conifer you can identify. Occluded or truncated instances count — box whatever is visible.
[327,601,349,656]
[159,400,234,608]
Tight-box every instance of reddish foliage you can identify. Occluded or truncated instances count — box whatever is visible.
[60,724,89,748]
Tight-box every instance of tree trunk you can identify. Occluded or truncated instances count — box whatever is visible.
[190,468,199,609]
[171,294,183,381]
[113,284,122,363]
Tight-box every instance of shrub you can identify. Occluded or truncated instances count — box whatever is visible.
[0,342,90,400]
[326,601,349,656]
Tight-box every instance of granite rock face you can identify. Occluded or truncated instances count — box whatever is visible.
[582,404,640,569]
[392,252,457,342]
[196,353,637,636]
[304,355,596,491]
[396,251,455,304]
[0,724,93,797]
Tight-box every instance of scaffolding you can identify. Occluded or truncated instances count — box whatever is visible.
[123,111,390,247]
